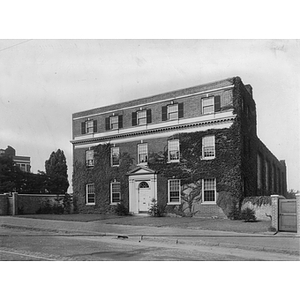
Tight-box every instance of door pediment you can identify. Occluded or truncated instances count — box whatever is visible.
[127,166,157,176]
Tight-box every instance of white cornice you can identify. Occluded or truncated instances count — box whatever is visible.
[73,85,234,121]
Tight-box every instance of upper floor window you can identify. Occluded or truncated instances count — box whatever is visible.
[86,150,94,167]
[201,96,221,114]
[162,103,184,121]
[111,181,121,204]
[105,115,123,130]
[168,139,180,162]
[202,178,216,203]
[138,143,148,164]
[202,135,215,159]
[168,179,181,204]
[81,119,97,134]
[132,109,152,126]
[86,183,95,205]
[111,147,120,167]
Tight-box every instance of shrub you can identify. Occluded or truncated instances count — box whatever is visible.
[228,202,241,220]
[240,207,256,222]
[148,199,166,217]
[115,202,130,216]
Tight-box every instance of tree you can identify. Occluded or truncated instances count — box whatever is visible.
[45,149,69,194]
[286,189,299,199]
[0,155,20,193]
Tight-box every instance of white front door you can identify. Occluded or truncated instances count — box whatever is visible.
[138,181,152,212]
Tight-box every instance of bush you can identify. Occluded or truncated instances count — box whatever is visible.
[148,199,166,217]
[228,202,241,220]
[115,202,130,216]
[240,207,257,222]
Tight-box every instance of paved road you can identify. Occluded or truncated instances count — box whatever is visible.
[0,227,298,261]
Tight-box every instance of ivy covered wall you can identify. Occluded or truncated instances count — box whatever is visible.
[73,144,133,213]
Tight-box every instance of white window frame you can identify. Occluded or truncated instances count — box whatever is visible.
[168,139,180,163]
[137,110,147,125]
[202,135,215,159]
[110,116,119,130]
[85,120,94,134]
[167,104,179,120]
[202,97,214,114]
[86,183,95,205]
[168,179,181,205]
[138,143,148,165]
[111,147,120,167]
[202,178,216,204]
[111,181,121,204]
[86,149,94,167]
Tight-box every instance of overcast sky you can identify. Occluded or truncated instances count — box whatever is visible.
[0,39,299,191]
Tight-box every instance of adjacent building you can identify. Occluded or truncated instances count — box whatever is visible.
[0,146,31,172]
[71,76,287,217]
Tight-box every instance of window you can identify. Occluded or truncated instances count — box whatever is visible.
[201,96,221,114]
[132,109,152,126]
[111,181,121,204]
[162,103,184,121]
[81,120,97,134]
[105,115,123,130]
[168,179,181,204]
[138,143,148,164]
[168,140,180,162]
[86,183,95,205]
[111,147,120,166]
[110,116,119,130]
[203,179,216,203]
[137,110,147,125]
[168,104,179,120]
[202,135,215,159]
[86,150,94,167]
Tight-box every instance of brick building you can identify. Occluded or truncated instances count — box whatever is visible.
[71,76,287,217]
[0,146,31,172]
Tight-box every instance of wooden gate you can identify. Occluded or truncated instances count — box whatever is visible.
[279,199,297,232]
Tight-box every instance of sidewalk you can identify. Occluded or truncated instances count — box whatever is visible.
[0,216,299,257]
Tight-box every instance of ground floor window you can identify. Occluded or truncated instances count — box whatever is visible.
[86,183,95,205]
[168,179,181,204]
[111,181,121,204]
[202,178,216,203]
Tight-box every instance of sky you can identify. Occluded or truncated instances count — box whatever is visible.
[0,39,299,192]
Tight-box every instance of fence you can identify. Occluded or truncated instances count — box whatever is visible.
[0,193,73,215]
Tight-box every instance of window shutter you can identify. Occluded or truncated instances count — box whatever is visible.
[162,106,168,121]
[105,117,110,130]
[146,109,152,123]
[214,95,221,112]
[81,122,86,134]
[178,103,184,118]
[132,112,137,126]
[93,120,97,133]
[199,98,203,115]
[118,115,123,129]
